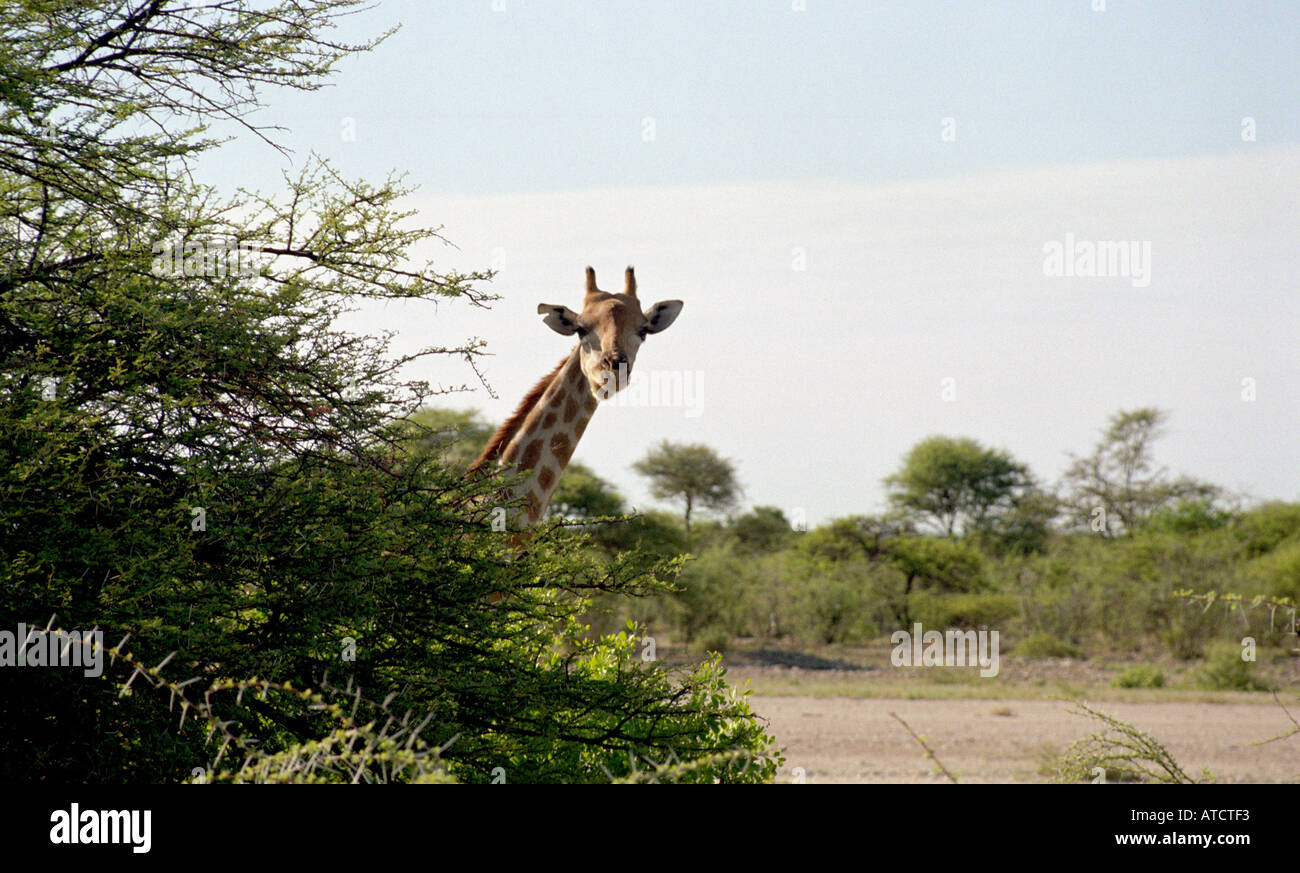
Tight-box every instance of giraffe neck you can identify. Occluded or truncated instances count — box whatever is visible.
[496,347,598,526]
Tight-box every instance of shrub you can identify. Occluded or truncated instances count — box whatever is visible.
[1230,502,1300,558]
[1010,547,1099,644]
[697,626,732,655]
[1156,598,1223,660]
[1111,665,1166,688]
[1048,703,1199,784]
[791,560,884,644]
[908,592,1018,631]
[1246,540,1300,601]
[1144,499,1233,535]
[1194,643,1273,692]
[886,536,987,593]
[673,544,750,642]
[1015,632,1083,659]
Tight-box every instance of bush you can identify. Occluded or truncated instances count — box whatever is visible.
[1156,599,1224,661]
[886,536,987,593]
[1194,643,1273,692]
[908,592,1018,631]
[1010,547,1099,645]
[1144,499,1233,535]
[1111,665,1166,688]
[671,544,744,642]
[697,626,732,655]
[790,559,885,644]
[1246,540,1300,601]
[1015,632,1084,659]
[1230,502,1300,558]
[1111,535,1234,658]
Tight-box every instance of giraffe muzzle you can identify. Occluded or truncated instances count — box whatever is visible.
[594,361,631,398]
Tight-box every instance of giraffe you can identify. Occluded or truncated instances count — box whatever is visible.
[469,266,683,529]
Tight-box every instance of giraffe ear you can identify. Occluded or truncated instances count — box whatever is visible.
[642,300,683,334]
[538,303,583,335]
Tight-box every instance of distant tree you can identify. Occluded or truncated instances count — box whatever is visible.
[884,536,985,596]
[1061,408,1220,536]
[798,514,914,562]
[549,462,625,519]
[633,441,740,536]
[404,408,494,472]
[885,437,1034,537]
[589,509,688,559]
[972,487,1061,555]
[731,506,795,553]
[877,535,986,628]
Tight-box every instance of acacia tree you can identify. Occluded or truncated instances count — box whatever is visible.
[797,514,915,562]
[0,1,778,783]
[732,506,795,553]
[885,436,1034,538]
[404,408,500,472]
[633,440,740,537]
[1061,408,1220,536]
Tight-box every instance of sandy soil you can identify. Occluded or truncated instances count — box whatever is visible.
[749,696,1300,783]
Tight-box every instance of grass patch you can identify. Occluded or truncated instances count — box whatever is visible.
[1112,665,1166,689]
[1016,633,1083,659]
[727,672,1279,704]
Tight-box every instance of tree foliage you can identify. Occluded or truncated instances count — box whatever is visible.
[402,407,497,473]
[732,506,795,553]
[1061,408,1220,536]
[0,0,780,783]
[633,440,740,535]
[885,436,1034,537]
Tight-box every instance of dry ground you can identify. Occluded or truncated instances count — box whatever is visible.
[706,647,1300,783]
[747,695,1299,783]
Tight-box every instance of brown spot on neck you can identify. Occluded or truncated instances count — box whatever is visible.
[525,490,543,523]
[469,350,573,473]
[537,466,555,490]
[550,431,573,466]
[519,438,542,471]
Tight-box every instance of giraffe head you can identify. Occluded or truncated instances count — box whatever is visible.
[537,266,683,398]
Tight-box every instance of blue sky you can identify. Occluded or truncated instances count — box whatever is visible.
[206,1,1299,194]
[198,3,1299,523]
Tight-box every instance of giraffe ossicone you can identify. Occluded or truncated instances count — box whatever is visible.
[470,266,683,528]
